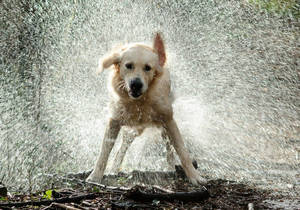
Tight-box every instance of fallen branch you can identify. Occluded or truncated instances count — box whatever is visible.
[126,186,210,202]
[45,173,130,192]
[85,180,130,192]
[112,200,153,209]
[152,185,174,193]
[43,202,82,210]
[0,193,99,208]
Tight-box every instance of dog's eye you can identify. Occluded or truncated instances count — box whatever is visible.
[125,63,133,69]
[144,64,151,72]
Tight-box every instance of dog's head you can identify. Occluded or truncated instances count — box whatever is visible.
[98,33,166,100]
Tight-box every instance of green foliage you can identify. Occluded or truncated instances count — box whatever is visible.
[248,0,300,17]
[0,197,8,201]
[92,186,100,193]
[42,189,53,200]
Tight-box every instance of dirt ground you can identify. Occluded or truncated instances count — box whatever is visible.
[0,169,299,209]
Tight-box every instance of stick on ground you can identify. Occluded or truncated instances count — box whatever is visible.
[0,193,99,208]
[126,186,210,202]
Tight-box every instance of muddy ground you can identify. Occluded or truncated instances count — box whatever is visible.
[0,168,299,209]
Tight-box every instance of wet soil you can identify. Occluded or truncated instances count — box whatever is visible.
[0,169,299,209]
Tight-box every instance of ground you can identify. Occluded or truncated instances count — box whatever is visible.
[0,169,299,209]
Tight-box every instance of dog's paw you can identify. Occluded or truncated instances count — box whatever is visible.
[188,174,207,186]
[86,171,103,184]
[186,169,207,186]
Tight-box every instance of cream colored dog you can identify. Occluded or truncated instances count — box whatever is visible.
[87,33,206,185]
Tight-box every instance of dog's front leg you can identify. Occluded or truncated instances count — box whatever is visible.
[164,119,206,185]
[111,127,144,173]
[111,129,135,173]
[87,118,121,183]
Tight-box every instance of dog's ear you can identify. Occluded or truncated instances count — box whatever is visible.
[153,33,166,67]
[97,52,121,74]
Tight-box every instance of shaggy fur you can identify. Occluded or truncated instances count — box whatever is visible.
[87,33,206,185]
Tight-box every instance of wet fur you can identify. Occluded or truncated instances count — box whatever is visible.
[87,33,206,185]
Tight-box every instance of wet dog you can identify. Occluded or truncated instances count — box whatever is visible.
[87,33,206,185]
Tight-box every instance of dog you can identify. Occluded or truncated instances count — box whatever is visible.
[87,33,206,185]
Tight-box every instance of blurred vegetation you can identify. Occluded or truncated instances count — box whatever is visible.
[1,0,77,192]
[248,0,300,17]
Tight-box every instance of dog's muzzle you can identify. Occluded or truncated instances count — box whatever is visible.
[129,78,143,98]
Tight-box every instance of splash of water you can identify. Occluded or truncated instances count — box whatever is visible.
[1,0,299,192]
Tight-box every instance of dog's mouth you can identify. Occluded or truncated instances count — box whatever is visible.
[129,90,142,99]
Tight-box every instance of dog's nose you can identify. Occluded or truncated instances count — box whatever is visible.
[130,78,143,91]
